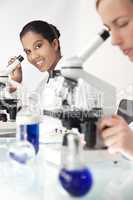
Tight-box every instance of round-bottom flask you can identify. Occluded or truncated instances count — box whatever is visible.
[59,167,92,197]
[8,140,35,164]
[59,132,93,197]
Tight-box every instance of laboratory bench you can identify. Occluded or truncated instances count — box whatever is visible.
[0,130,132,200]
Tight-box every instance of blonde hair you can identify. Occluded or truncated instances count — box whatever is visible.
[96,0,102,9]
[96,0,133,9]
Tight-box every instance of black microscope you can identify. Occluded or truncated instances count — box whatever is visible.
[0,55,24,122]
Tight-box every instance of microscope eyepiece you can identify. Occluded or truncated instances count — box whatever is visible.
[100,29,110,41]
[17,55,24,63]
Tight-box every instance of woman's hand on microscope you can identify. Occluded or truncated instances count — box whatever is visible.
[8,56,22,93]
[98,115,133,160]
[8,56,22,83]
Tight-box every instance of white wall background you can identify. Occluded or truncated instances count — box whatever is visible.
[0,0,133,98]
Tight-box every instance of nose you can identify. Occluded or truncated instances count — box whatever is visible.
[28,51,38,61]
[111,29,122,46]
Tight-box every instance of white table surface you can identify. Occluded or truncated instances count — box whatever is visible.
[40,143,133,200]
[0,134,133,200]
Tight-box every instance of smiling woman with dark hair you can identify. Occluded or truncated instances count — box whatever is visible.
[8,20,64,112]
[20,20,61,72]
[9,20,62,94]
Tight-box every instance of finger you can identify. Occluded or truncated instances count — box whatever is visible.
[101,126,113,139]
[101,124,127,139]
[103,132,119,147]
[11,64,22,75]
[10,66,22,83]
[8,85,17,93]
[98,116,119,132]
[103,135,113,147]
[16,63,21,69]
[12,63,21,71]
[98,114,127,132]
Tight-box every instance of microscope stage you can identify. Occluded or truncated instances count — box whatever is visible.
[0,121,16,137]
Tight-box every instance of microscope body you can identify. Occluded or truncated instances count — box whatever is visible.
[0,55,24,122]
[0,98,18,121]
[0,76,18,122]
[43,68,106,149]
[43,29,116,148]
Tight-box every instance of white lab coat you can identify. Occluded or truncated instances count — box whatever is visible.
[29,57,66,137]
[29,57,101,137]
[16,57,101,140]
[31,57,65,110]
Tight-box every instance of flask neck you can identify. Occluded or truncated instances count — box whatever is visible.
[61,132,83,170]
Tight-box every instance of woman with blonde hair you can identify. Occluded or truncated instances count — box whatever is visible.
[96,0,133,160]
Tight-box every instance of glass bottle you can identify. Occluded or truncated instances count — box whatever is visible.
[16,104,40,153]
[9,104,40,164]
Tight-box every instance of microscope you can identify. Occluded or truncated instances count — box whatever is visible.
[0,55,24,122]
[43,29,116,149]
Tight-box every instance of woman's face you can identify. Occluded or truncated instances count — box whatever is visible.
[21,31,60,72]
[98,0,133,61]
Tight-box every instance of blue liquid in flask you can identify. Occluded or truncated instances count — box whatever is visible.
[59,167,93,197]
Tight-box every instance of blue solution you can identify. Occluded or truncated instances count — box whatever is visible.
[59,167,93,197]
[20,123,39,154]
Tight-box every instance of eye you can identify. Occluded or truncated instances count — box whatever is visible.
[24,49,31,55]
[35,43,42,49]
[117,21,129,28]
